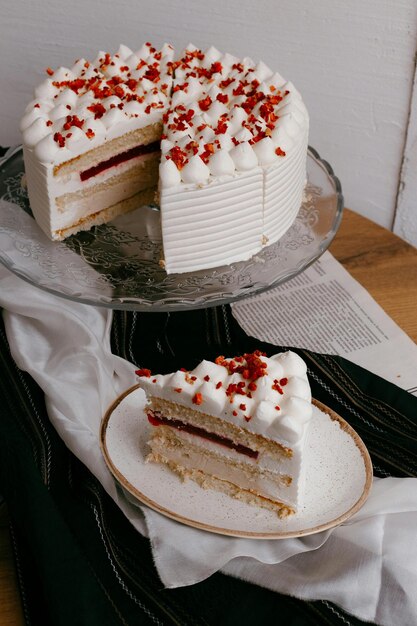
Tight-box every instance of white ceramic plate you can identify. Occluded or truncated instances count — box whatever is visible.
[100,385,373,539]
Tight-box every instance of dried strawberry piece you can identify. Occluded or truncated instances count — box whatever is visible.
[185,140,199,155]
[173,82,189,93]
[100,52,112,68]
[144,66,160,83]
[210,61,223,74]
[66,78,86,94]
[232,82,245,97]
[192,393,203,405]
[135,368,152,377]
[268,94,283,105]
[106,76,123,87]
[249,131,266,145]
[87,103,106,119]
[259,101,278,124]
[214,118,228,135]
[53,132,65,147]
[63,115,84,131]
[231,62,244,72]
[167,146,188,170]
[272,380,284,394]
[216,93,228,104]
[198,95,212,111]
[200,142,215,163]
[219,77,234,89]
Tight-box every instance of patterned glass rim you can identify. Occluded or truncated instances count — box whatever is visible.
[0,146,343,311]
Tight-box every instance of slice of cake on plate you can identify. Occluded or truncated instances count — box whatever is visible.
[136,350,313,516]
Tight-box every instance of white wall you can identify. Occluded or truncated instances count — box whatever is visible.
[1,0,417,239]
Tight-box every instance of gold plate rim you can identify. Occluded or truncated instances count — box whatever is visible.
[100,385,373,539]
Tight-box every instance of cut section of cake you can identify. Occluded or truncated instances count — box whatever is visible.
[21,43,174,240]
[136,350,313,516]
[22,43,309,273]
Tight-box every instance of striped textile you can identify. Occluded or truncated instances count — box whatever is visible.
[0,306,416,625]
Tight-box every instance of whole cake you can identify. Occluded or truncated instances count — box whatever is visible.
[136,350,313,516]
[21,43,309,274]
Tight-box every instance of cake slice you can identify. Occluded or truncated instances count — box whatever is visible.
[136,350,313,516]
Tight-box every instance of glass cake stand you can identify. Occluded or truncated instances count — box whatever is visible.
[0,146,343,311]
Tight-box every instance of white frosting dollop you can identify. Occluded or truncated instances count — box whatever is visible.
[180,155,210,184]
[159,158,182,187]
[23,118,50,148]
[252,136,277,165]
[34,134,62,162]
[34,79,57,100]
[208,149,235,176]
[229,142,258,171]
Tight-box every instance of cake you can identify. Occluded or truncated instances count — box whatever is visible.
[136,350,313,516]
[21,43,309,274]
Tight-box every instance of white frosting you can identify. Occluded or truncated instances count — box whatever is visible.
[159,158,182,186]
[22,42,309,272]
[22,43,174,165]
[138,350,312,447]
[229,142,258,171]
[252,137,277,165]
[207,150,235,176]
[180,154,210,184]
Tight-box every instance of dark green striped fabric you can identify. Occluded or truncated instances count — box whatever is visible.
[1,306,416,626]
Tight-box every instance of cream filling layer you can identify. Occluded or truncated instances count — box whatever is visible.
[53,150,159,195]
[149,435,297,506]
[51,177,153,232]
[166,426,297,475]
[24,144,158,235]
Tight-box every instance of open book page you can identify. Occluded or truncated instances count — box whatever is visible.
[232,251,417,396]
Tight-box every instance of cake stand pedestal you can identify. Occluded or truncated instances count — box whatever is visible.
[0,146,342,368]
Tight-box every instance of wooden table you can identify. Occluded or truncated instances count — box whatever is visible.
[0,208,416,625]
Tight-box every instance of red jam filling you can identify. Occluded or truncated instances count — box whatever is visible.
[80,141,160,181]
[148,412,259,459]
